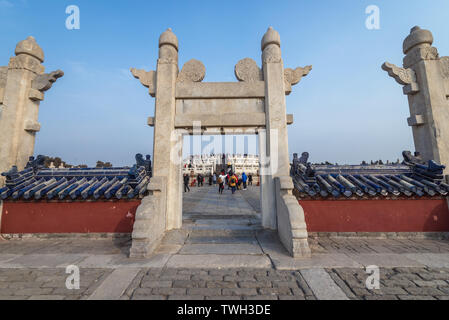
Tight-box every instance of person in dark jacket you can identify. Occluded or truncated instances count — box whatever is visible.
[183,174,190,192]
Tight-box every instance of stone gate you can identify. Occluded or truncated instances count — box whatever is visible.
[129,27,312,258]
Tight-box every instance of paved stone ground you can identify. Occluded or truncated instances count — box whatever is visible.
[0,185,449,300]
[327,267,449,300]
[124,268,316,300]
[0,268,111,300]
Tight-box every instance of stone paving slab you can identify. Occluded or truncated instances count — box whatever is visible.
[272,254,363,270]
[165,254,272,269]
[347,253,426,268]
[2,254,86,268]
[179,243,263,255]
[300,268,349,300]
[404,253,449,268]
[0,254,21,265]
[88,268,141,300]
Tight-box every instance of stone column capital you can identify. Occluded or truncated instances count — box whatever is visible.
[158,28,179,65]
[262,27,282,64]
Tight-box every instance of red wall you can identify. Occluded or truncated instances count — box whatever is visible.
[300,198,449,232]
[1,201,139,234]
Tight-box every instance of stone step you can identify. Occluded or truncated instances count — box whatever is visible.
[186,228,261,237]
[184,214,260,220]
[184,218,260,226]
[179,243,264,255]
[186,235,259,244]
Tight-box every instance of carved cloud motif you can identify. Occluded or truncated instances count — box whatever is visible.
[130,68,156,88]
[382,62,419,95]
[31,70,64,92]
[382,62,416,85]
[284,66,312,86]
[177,59,206,82]
[235,58,263,82]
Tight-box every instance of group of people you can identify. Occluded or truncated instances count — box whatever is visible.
[217,171,252,194]
[183,172,253,194]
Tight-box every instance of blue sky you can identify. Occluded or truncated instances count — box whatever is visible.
[1,0,448,166]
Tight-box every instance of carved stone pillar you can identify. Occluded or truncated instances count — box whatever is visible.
[261,27,311,257]
[383,26,449,174]
[130,29,180,257]
[0,36,63,186]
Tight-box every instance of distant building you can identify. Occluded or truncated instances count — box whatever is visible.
[182,154,259,177]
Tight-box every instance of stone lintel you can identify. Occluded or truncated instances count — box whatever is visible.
[286,114,293,125]
[147,116,155,127]
[176,82,265,99]
[181,127,261,135]
[174,113,267,128]
[408,114,425,127]
[176,81,294,99]
[28,88,44,101]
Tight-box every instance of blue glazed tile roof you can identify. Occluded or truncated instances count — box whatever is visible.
[0,154,151,201]
[291,151,448,199]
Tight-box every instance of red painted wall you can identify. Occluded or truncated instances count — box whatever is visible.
[1,201,140,234]
[300,199,449,232]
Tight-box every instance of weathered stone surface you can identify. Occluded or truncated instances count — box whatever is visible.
[300,268,349,300]
[88,268,141,300]
[235,58,263,82]
[5,254,86,268]
[284,66,312,86]
[166,254,272,269]
[383,26,449,173]
[130,68,156,96]
[405,253,449,268]
[347,253,425,268]
[179,243,263,255]
[0,37,62,185]
[177,59,205,82]
[31,70,64,92]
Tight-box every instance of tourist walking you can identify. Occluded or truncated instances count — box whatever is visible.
[248,174,253,186]
[213,173,217,185]
[229,173,237,194]
[197,174,203,187]
[242,172,248,190]
[183,174,190,193]
[218,172,226,194]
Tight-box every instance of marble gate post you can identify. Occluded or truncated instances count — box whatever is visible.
[260,27,311,257]
[130,29,182,257]
[383,26,449,175]
[0,37,63,186]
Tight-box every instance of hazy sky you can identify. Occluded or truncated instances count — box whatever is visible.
[1,0,448,166]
